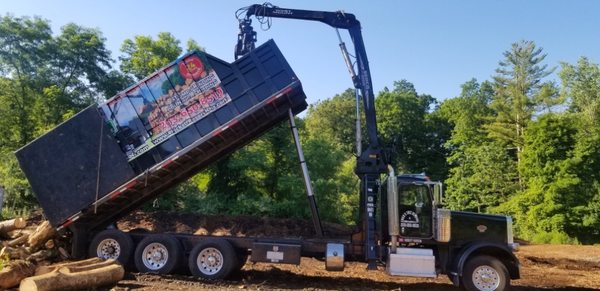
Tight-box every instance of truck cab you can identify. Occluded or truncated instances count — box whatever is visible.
[378,173,520,290]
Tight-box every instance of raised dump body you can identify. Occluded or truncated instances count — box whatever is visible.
[16,40,307,230]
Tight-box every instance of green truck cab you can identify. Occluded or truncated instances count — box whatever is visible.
[376,173,520,290]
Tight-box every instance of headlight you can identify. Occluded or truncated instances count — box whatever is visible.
[436,208,451,242]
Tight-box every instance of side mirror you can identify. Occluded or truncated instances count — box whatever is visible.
[433,183,443,207]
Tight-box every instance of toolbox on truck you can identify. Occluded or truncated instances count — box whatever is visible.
[16,40,307,228]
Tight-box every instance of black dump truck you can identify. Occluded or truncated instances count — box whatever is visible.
[15,4,519,291]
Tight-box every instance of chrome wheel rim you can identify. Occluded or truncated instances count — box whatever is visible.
[472,264,501,291]
[196,247,223,275]
[142,242,169,270]
[96,238,120,260]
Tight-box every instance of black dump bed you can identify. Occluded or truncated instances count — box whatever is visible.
[16,40,307,230]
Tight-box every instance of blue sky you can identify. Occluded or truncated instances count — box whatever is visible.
[3,0,599,106]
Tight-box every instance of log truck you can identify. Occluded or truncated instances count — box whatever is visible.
[15,4,520,291]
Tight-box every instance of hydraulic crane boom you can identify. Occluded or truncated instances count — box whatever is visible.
[235,4,380,152]
[235,4,389,269]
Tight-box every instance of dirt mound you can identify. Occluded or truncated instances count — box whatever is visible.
[117,211,353,238]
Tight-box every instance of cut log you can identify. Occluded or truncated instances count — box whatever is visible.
[0,259,36,289]
[20,263,124,291]
[44,239,54,249]
[7,227,34,239]
[27,221,57,251]
[35,257,102,275]
[0,217,26,238]
[6,233,29,247]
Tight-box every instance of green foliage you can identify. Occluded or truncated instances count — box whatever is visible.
[0,204,31,220]
[375,80,449,179]
[494,114,581,242]
[488,40,555,160]
[441,80,517,213]
[187,121,359,225]
[531,231,578,244]
[445,142,517,213]
[560,57,600,125]
[0,15,114,209]
[186,39,204,52]
[305,88,360,155]
[119,32,182,80]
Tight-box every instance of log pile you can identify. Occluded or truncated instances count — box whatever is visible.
[0,219,61,264]
[0,217,124,290]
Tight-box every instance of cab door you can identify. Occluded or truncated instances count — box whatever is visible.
[397,183,433,238]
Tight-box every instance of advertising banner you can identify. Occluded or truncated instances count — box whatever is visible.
[102,51,232,161]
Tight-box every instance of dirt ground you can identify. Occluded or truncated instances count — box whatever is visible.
[107,211,600,290]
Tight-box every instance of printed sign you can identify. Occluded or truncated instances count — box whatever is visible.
[101,51,231,161]
[400,210,420,229]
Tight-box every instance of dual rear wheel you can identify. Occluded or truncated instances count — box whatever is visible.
[88,230,243,279]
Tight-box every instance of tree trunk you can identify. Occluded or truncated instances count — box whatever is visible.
[0,217,26,237]
[20,263,124,291]
[27,221,57,251]
[0,260,36,289]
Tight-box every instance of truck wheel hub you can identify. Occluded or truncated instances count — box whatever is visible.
[152,251,163,260]
[142,243,169,270]
[207,256,216,265]
[472,265,500,291]
[197,247,224,275]
[97,239,120,259]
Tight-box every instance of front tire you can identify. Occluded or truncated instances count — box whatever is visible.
[462,255,510,291]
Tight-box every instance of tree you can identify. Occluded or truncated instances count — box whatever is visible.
[119,32,182,80]
[440,79,516,212]
[305,88,361,155]
[186,39,203,52]
[487,40,555,168]
[0,16,114,208]
[375,80,448,179]
[494,114,581,243]
[560,57,600,125]
[445,142,517,213]
[558,57,600,243]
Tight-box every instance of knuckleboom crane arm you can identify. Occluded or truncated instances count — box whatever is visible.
[235,4,389,268]
[236,4,380,151]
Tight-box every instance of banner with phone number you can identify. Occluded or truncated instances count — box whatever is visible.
[124,52,231,161]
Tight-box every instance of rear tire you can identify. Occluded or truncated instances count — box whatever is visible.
[188,238,237,279]
[88,229,134,265]
[462,255,509,291]
[134,234,182,274]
